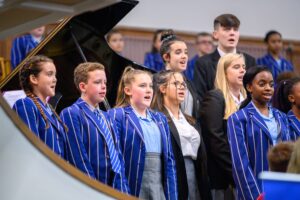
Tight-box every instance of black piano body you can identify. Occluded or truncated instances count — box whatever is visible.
[0,0,153,113]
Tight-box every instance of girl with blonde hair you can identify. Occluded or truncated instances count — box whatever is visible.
[200,53,246,199]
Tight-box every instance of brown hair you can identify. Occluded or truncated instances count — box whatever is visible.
[19,55,67,131]
[268,142,294,172]
[160,29,185,63]
[214,14,240,30]
[74,62,105,91]
[115,66,152,107]
[287,138,300,174]
[151,70,195,125]
[106,29,122,42]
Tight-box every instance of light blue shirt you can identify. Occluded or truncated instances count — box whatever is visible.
[253,103,278,145]
[133,109,162,153]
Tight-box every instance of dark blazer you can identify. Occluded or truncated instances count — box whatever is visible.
[199,89,234,189]
[162,108,212,200]
[193,49,256,101]
[186,79,201,120]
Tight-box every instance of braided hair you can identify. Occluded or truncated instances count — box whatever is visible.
[19,55,68,132]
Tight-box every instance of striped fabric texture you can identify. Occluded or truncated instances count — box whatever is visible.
[10,34,38,69]
[13,97,67,158]
[257,54,294,82]
[227,101,291,200]
[60,98,129,193]
[287,110,300,141]
[108,106,178,200]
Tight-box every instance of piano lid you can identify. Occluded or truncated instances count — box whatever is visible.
[1,0,153,112]
[0,0,127,39]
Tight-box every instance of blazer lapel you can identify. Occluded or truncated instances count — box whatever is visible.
[161,109,182,150]
[288,110,300,133]
[124,106,145,143]
[37,98,61,133]
[211,49,221,70]
[247,102,273,141]
[76,99,107,139]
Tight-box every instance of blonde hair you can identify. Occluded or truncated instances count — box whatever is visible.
[115,66,152,107]
[287,138,300,174]
[74,62,105,91]
[215,53,246,119]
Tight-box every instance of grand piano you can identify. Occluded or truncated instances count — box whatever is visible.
[0,0,150,199]
[0,0,153,112]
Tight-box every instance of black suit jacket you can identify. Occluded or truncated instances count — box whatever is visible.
[199,89,234,189]
[162,108,212,200]
[192,49,256,101]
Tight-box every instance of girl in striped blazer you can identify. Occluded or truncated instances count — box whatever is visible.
[108,67,177,200]
[227,66,291,200]
[273,77,300,140]
[60,62,129,193]
[13,55,67,158]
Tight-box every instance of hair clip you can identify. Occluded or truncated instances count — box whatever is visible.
[162,35,174,43]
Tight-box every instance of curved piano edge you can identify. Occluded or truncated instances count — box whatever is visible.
[0,95,137,200]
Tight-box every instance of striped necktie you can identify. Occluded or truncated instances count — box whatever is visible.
[94,109,121,174]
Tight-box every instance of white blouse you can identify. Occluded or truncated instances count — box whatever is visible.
[167,108,200,160]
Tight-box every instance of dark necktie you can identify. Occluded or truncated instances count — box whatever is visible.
[94,109,121,173]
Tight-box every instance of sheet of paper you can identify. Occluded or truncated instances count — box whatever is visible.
[2,90,26,108]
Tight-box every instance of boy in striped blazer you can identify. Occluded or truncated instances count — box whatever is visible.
[60,62,129,193]
[227,66,291,200]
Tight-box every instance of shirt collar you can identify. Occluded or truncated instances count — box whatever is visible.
[84,101,99,112]
[252,101,274,119]
[230,91,245,107]
[165,106,184,121]
[217,47,237,57]
[132,107,152,121]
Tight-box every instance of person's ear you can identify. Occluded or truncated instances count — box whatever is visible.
[79,82,86,94]
[288,94,295,104]
[124,86,132,96]
[159,85,167,94]
[246,84,252,94]
[212,30,218,40]
[163,53,170,63]
[29,74,38,85]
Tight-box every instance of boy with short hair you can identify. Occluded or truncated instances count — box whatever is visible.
[193,13,256,100]
[60,62,129,193]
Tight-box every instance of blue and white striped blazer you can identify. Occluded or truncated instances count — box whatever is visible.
[227,101,291,200]
[108,106,178,200]
[287,110,300,141]
[257,54,294,82]
[60,98,129,193]
[13,97,66,158]
[10,34,38,69]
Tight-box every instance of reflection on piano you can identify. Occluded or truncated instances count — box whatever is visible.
[0,0,154,113]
